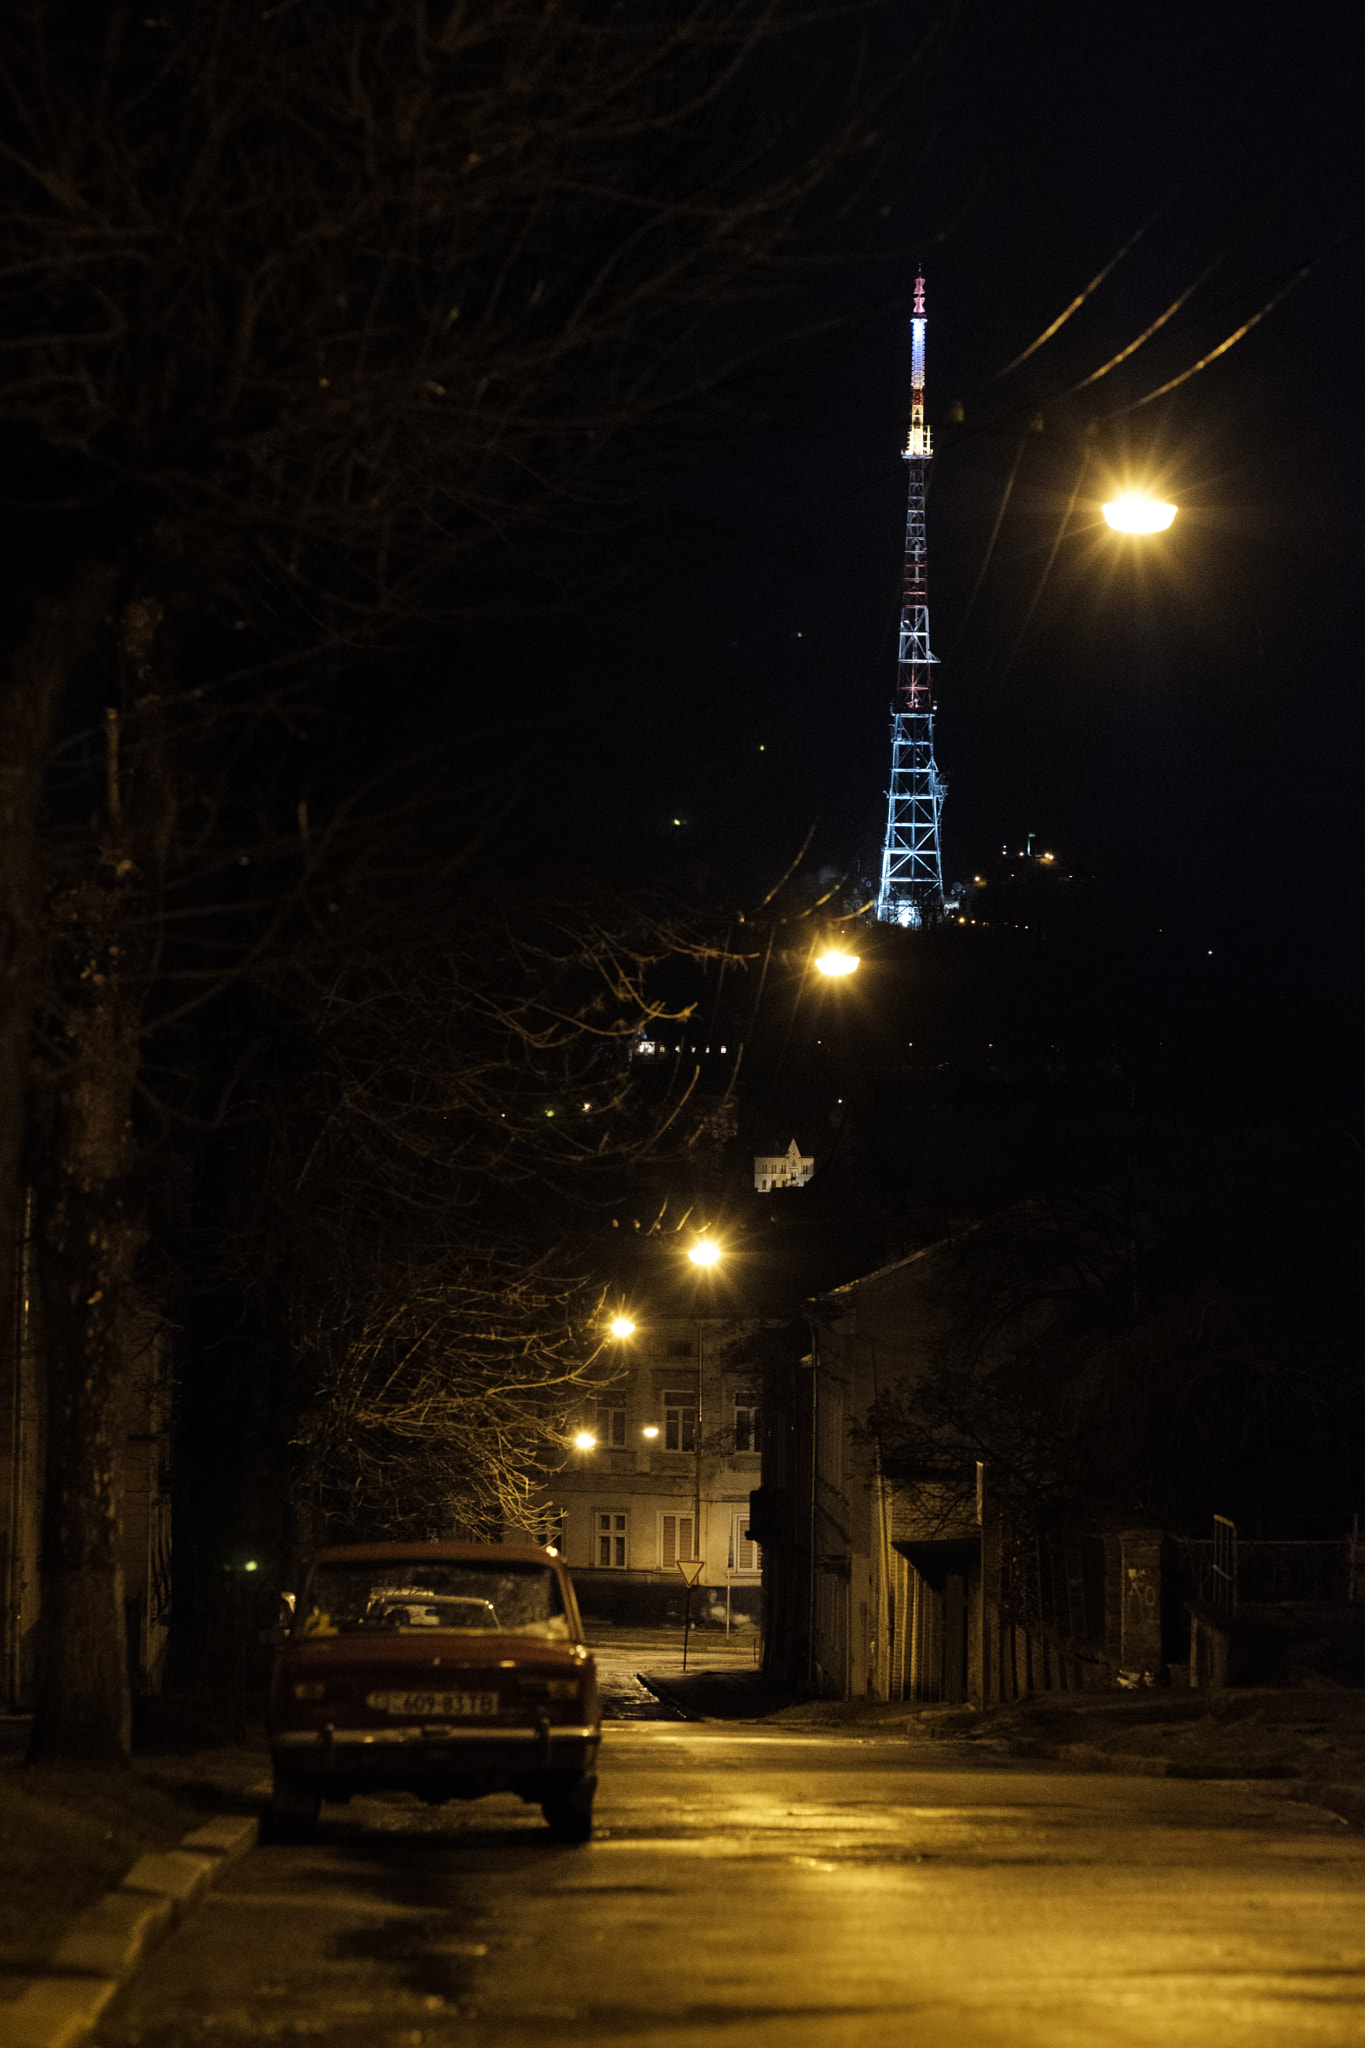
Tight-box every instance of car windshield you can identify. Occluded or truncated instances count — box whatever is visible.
[298,1561,569,1640]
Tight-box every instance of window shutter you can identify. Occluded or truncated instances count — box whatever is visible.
[662,1515,676,1567]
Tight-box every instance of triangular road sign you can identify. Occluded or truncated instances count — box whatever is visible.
[675,1558,704,1586]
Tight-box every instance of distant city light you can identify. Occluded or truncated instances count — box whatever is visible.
[1102,494,1177,533]
[609,1316,636,1338]
[688,1239,722,1267]
[573,1431,597,1450]
[815,951,860,977]
[243,1560,258,1572]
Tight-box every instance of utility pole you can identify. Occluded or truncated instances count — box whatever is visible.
[877,273,946,927]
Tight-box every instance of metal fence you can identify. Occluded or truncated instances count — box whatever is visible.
[1175,1517,1360,1613]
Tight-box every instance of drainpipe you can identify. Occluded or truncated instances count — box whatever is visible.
[6,1189,33,1710]
[807,1334,818,1691]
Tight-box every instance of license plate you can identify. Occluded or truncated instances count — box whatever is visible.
[367,1690,498,1717]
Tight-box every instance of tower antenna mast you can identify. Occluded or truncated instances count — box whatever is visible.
[876,274,946,927]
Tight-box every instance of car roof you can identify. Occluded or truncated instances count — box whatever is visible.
[308,1542,561,1567]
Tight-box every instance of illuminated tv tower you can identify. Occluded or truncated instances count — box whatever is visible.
[876,275,945,927]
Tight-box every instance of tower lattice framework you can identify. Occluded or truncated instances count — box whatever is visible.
[876,275,945,927]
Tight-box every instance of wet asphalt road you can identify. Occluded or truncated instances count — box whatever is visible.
[97,1717,1365,2048]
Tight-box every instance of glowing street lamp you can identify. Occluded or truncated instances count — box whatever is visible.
[1102,494,1177,534]
[642,1425,660,1440]
[572,1430,597,1451]
[815,950,860,977]
[688,1238,722,1267]
[609,1315,636,1339]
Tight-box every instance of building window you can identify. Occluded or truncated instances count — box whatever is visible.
[734,1398,760,1453]
[665,1339,694,1359]
[664,1391,697,1452]
[729,1512,760,1574]
[597,1512,628,1567]
[660,1513,697,1567]
[597,1404,626,1449]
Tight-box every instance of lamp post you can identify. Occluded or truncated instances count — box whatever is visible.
[682,1235,724,1620]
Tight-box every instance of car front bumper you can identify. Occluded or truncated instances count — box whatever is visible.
[271,1723,600,1778]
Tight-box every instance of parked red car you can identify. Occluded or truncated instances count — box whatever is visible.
[267,1542,599,1842]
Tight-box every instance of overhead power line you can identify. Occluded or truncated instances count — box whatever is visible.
[988,208,1163,383]
[1061,252,1226,395]
[1110,261,1314,415]
[948,432,1028,662]
[994,446,1092,694]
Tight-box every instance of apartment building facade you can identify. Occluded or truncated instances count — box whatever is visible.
[551,1311,769,1628]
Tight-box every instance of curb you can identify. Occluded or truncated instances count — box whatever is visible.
[1001,1738,1365,1822]
[1279,1780,1365,1830]
[4,1813,258,2048]
[632,1672,696,1720]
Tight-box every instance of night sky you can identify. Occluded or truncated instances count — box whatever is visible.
[524,0,1363,1011]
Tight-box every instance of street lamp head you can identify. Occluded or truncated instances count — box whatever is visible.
[642,1425,660,1439]
[609,1315,636,1338]
[688,1238,722,1267]
[573,1430,597,1451]
[1102,494,1177,533]
[815,951,860,977]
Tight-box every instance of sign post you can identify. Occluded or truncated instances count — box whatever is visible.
[676,1557,704,1669]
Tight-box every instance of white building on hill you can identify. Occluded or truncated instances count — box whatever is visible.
[754,1139,814,1194]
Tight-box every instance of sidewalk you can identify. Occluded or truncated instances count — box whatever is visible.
[0,1726,268,2044]
[964,1684,1365,1823]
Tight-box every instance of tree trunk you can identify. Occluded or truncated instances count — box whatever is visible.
[0,569,113,1438]
[28,985,144,1763]
[27,594,169,1766]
